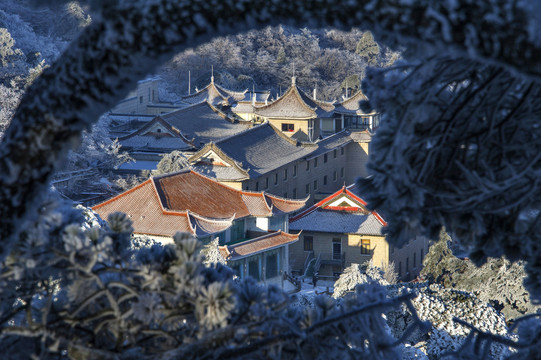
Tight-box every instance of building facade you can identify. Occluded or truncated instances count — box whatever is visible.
[92,170,307,286]
[288,185,430,281]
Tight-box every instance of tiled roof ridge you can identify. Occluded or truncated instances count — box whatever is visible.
[241,191,273,215]
[118,116,183,141]
[346,184,387,226]
[205,100,236,123]
[183,81,228,102]
[289,185,387,225]
[339,89,368,106]
[219,230,301,260]
[254,83,317,117]
[315,128,351,144]
[215,83,248,98]
[264,192,310,205]
[92,179,154,210]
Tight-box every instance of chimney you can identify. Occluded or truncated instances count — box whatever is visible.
[313,88,317,100]
[292,76,296,86]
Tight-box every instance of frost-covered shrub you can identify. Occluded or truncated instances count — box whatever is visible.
[333,262,389,298]
[422,230,540,320]
[386,284,512,360]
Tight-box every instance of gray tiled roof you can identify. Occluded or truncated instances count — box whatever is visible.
[208,123,317,178]
[192,164,248,181]
[162,102,252,145]
[120,136,193,152]
[289,209,384,236]
[307,130,353,159]
[255,85,317,119]
[334,90,370,115]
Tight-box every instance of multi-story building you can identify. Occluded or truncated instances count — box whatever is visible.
[92,169,307,286]
[188,123,371,204]
[289,184,430,281]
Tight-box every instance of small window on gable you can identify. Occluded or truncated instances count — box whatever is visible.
[156,128,162,133]
[281,123,294,132]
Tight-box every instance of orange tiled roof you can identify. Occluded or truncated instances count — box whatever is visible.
[219,230,300,260]
[92,180,196,237]
[92,170,307,237]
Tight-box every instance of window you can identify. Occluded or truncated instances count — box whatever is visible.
[334,149,337,158]
[284,192,288,198]
[413,252,417,268]
[305,183,310,195]
[284,168,288,181]
[292,188,297,198]
[324,153,328,163]
[306,161,310,171]
[361,239,370,255]
[266,253,278,278]
[274,173,278,185]
[333,171,337,181]
[148,88,151,101]
[323,175,327,185]
[248,258,260,280]
[421,248,424,263]
[304,236,313,251]
[265,178,269,189]
[313,180,318,190]
[139,96,143,104]
[399,261,402,277]
[281,123,294,132]
[293,165,297,177]
[341,147,344,155]
[406,258,409,273]
[314,157,318,167]
[341,167,345,178]
[332,238,341,260]
[255,182,259,191]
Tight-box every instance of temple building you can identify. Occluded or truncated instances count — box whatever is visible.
[116,101,253,173]
[188,123,371,205]
[289,184,430,281]
[92,170,307,286]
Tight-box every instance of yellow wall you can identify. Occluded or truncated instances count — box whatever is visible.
[218,181,244,190]
[267,118,320,140]
[347,234,388,269]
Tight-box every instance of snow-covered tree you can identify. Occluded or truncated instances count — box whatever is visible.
[4,0,541,358]
[152,150,190,176]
